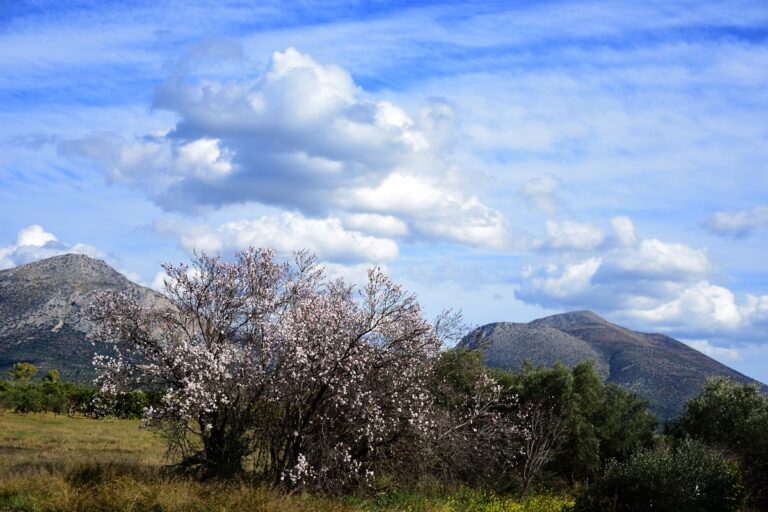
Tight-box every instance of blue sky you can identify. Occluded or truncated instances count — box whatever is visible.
[2,0,768,382]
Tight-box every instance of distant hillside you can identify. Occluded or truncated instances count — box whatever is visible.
[459,311,766,420]
[0,254,161,382]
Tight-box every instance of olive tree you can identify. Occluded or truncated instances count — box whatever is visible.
[87,248,451,489]
[669,377,768,508]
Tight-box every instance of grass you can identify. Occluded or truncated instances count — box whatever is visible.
[0,412,573,511]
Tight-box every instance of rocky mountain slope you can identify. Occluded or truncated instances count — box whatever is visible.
[460,311,766,420]
[0,254,161,381]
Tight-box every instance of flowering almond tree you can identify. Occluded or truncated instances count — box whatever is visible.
[86,248,446,488]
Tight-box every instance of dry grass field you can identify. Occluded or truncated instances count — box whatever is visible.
[0,412,572,512]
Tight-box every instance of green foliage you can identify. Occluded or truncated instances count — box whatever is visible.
[0,379,163,421]
[594,384,657,463]
[14,386,43,413]
[43,368,60,382]
[572,439,743,512]
[113,390,150,419]
[11,362,37,382]
[434,349,489,408]
[498,361,656,486]
[668,377,768,508]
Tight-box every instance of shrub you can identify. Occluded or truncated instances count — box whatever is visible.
[572,439,743,512]
[86,248,460,489]
[113,391,149,419]
[10,362,37,382]
[668,377,768,508]
[14,386,43,413]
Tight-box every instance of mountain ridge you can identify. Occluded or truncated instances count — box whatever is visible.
[1,255,764,420]
[459,310,766,420]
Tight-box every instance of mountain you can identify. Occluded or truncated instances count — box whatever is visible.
[459,311,767,420]
[0,254,161,382]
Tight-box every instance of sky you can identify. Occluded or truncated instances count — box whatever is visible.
[1,0,767,382]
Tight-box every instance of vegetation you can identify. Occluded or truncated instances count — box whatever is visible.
[491,361,656,493]
[572,439,743,512]
[1,248,765,510]
[0,413,576,511]
[10,362,37,382]
[667,377,768,509]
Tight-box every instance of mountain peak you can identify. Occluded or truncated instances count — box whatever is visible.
[0,254,160,381]
[1,253,127,284]
[531,310,608,329]
[460,309,764,420]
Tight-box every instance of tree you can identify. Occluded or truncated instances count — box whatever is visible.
[11,362,37,382]
[425,349,527,489]
[573,439,743,512]
[43,369,60,383]
[596,384,656,463]
[668,377,768,508]
[87,248,450,489]
[496,361,656,492]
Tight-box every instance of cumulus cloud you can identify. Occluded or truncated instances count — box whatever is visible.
[61,47,508,251]
[515,215,768,339]
[610,216,636,247]
[156,212,399,263]
[339,173,510,249]
[627,281,743,330]
[538,220,605,251]
[521,257,601,301]
[521,174,560,216]
[341,213,408,238]
[0,225,105,270]
[703,204,768,238]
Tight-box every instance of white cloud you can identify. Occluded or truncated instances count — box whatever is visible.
[602,238,712,281]
[62,46,508,250]
[156,212,399,263]
[0,224,105,270]
[342,213,408,238]
[517,216,768,342]
[625,281,743,330]
[610,216,636,247]
[521,174,560,216]
[680,339,742,362]
[339,173,510,249]
[539,220,605,251]
[520,257,601,301]
[16,224,58,247]
[703,204,768,238]
[321,262,384,286]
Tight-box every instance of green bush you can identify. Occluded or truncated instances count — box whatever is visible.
[667,377,768,508]
[44,388,68,414]
[14,386,43,413]
[113,391,149,419]
[572,439,743,512]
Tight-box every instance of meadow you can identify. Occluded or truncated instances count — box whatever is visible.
[0,412,572,512]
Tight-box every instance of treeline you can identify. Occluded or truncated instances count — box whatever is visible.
[435,351,765,511]
[2,356,766,510]
[0,362,160,418]
[4,248,765,511]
